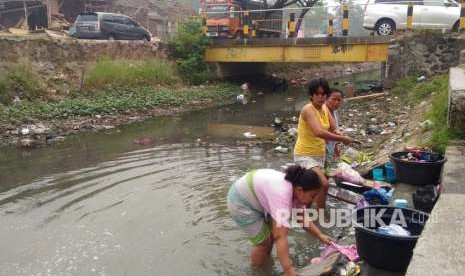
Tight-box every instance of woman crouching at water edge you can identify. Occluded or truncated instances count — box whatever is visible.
[294,78,352,209]
[227,165,332,276]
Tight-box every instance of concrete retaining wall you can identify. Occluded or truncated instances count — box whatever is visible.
[448,67,465,129]
[386,34,465,86]
[0,36,167,64]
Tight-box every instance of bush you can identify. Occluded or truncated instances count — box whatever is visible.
[0,64,47,105]
[168,17,211,84]
[84,58,181,90]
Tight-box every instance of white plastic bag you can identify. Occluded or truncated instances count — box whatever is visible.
[335,163,365,185]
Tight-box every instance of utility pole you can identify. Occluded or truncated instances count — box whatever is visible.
[23,0,29,30]
[47,0,52,28]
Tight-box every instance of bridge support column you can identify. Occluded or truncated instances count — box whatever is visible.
[212,62,266,78]
[380,61,388,85]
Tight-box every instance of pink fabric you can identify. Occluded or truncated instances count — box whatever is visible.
[310,244,340,264]
[252,169,298,228]
[311,242,359,264]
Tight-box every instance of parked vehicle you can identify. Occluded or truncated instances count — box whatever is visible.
[201,0,283,38]
[363,0,461,35]
[70,12,152,41]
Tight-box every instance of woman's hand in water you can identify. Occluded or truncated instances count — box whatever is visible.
[317,233,333,245]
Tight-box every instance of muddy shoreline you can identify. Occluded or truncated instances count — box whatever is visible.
[0,100,224,148]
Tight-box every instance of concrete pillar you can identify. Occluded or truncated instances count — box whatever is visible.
[380,61,387,83]
[448,67,465,129]
[344,82,354,98]
[48,0,60,15]
[460,50,465,64]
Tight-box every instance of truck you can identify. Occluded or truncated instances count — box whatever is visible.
[201,0,283,38]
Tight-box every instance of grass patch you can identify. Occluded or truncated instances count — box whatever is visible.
[391,74,465,153]
[84,59,181,90]
[0,84,237,121]
[390,75,448,104]
[0,64,47,105]
[422,77,465,153]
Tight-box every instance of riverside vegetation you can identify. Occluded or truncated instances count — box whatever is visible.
[0,18,236,124]
[0,18,463,152]
[390,74,465,153]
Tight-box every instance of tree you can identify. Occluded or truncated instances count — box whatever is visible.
[168,17,211,84]
[302,3,331,36]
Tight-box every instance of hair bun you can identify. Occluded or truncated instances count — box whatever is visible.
[284,165,305,183]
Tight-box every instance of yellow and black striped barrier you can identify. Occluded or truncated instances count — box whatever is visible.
[243,11,249,37]
[407,2,413,30]
[460,1,465,31]
[342,4,349,36]
[328,16,334,37]
[288,13,296,37]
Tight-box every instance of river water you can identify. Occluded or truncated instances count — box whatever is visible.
[0,71,379,276]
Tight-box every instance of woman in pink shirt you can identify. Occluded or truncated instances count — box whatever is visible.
[227,165,332,276]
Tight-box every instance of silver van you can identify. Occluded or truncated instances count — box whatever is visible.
[70,12,152,41]
[363,0,461,35]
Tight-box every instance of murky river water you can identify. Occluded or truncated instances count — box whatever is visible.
[0,71,380,276]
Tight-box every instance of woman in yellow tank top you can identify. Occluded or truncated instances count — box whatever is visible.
[294,78,353,209]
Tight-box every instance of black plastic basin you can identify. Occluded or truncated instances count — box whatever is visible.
[389,151,447,186]
[353,206,429,272]
[336,181,372,194]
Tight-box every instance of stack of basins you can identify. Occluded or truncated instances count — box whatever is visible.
[352,150,446,271]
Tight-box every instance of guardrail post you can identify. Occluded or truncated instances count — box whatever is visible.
[407,2,413,30]
[288,12,296,37]
[460,0,465,31]
[251,20,257,37]
[342,4,349,36]
[328,15,334,37]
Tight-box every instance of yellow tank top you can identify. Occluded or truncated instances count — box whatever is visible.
[294,103,331,156]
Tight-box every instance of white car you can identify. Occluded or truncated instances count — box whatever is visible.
[363,0,461,35]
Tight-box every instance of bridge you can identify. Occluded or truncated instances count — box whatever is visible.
[205,36,391,63]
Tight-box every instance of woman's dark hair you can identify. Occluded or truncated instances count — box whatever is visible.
[284,165,321,191]
[330,88,344,97]
[308,78,331,97]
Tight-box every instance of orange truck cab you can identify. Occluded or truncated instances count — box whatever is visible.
[201,0,282,38]
[202,0,241,38]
